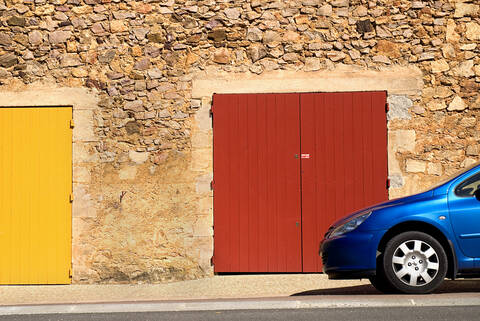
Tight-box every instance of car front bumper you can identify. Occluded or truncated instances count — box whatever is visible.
[320,229,386,279]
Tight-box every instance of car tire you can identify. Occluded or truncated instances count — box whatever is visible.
[383,231,447,294]
[369,257,398,294]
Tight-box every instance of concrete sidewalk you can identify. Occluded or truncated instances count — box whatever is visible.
[0,274,370,306]
[0,274,479,313]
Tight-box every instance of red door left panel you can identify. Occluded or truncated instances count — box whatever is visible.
[213,93,302,272]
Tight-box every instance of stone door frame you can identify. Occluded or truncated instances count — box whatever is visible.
[190,66,423,272]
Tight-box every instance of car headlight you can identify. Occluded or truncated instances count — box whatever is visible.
[328,211,372,238]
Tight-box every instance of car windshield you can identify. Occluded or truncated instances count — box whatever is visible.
[426,161,480,191]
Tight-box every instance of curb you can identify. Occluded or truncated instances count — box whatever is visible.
[2,295,480,315]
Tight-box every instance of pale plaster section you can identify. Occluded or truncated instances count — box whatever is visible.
[0,85,100,283]
[388,129,417,175]
[191,66,424,250]
[119,166,138,180]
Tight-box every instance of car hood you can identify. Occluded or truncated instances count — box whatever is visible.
[330,190,434,228]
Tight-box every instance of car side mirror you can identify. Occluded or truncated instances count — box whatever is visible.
[474,189,480,201]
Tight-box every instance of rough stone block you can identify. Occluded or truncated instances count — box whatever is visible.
[73,183,97,218]
[430,59,450,73]
[73,109,96,142]
[387,95,412,120]
[389,130,416,153]
[191,149,212,172]
[454,3,479,18]
[304,57,321,71]
[460,117,476,128]
[406,159,426,173]
[191,129,212,149]
[466,22,480,41]
[466,145,480,156]
[193,217,213,237]
[448,96,467,111]
[388,174,404,188]
[463,157,478,168]
[129,150,149,164]
[195,173,213,195]
[197,196,213,214]
[73,166,90,183]
[428,100,447,111]
[193,97,212,132]
[73,142,99,164]
[427,163,442,176]
[453,60,474,78]
[119,166,138,180]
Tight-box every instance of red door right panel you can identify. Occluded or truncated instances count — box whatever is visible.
[300,92,388,272]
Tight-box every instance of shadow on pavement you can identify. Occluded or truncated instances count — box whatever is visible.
[291,279,480,296]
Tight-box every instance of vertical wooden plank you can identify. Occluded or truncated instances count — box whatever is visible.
[11,108,19,283]
[282,94,302,272]
[352,92,365,210]
[0,108,4,283]
[265,94,278,271]
[300,93,315,272]
[46,108,56,282]
[342,93,355,214]
[247,94,259,271]
[314,93,328,272]
[324,91,336,227]
[0,108,12,283]
[256,94,268,271]
[333,93,346,221]
[230,95,241,271]
[361,92,374,208]
[275,94,284,271]
[212,94,229,271]
[237,94,249,272]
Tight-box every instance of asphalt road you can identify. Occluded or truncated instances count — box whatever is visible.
[3,306,480,321]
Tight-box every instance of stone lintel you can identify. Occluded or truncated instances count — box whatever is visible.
[0,87,99,110]
[192,65,423,98]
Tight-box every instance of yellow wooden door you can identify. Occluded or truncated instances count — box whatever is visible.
[0,107,72,284]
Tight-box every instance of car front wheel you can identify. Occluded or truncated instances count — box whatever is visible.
[382,231,447,294]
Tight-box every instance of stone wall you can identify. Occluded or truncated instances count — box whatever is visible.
[0,0,479,283]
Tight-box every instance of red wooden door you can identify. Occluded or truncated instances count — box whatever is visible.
[213,93,302,272]
[300,91,388,272]
[213,91,388,273]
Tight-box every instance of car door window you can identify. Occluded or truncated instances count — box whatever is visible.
[455,172,480,197]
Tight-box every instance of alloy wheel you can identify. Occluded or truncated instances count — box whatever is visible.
[391,239,439,287]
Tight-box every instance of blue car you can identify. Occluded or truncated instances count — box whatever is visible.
[320,162,480,294]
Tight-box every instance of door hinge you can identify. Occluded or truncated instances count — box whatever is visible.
[69,268,72,279]
[70,119,75,128]
[211,255,215,266]
[386,178,391,189]
[69,193,74,202]
[385,103,390,113]
[210,180,215,190]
